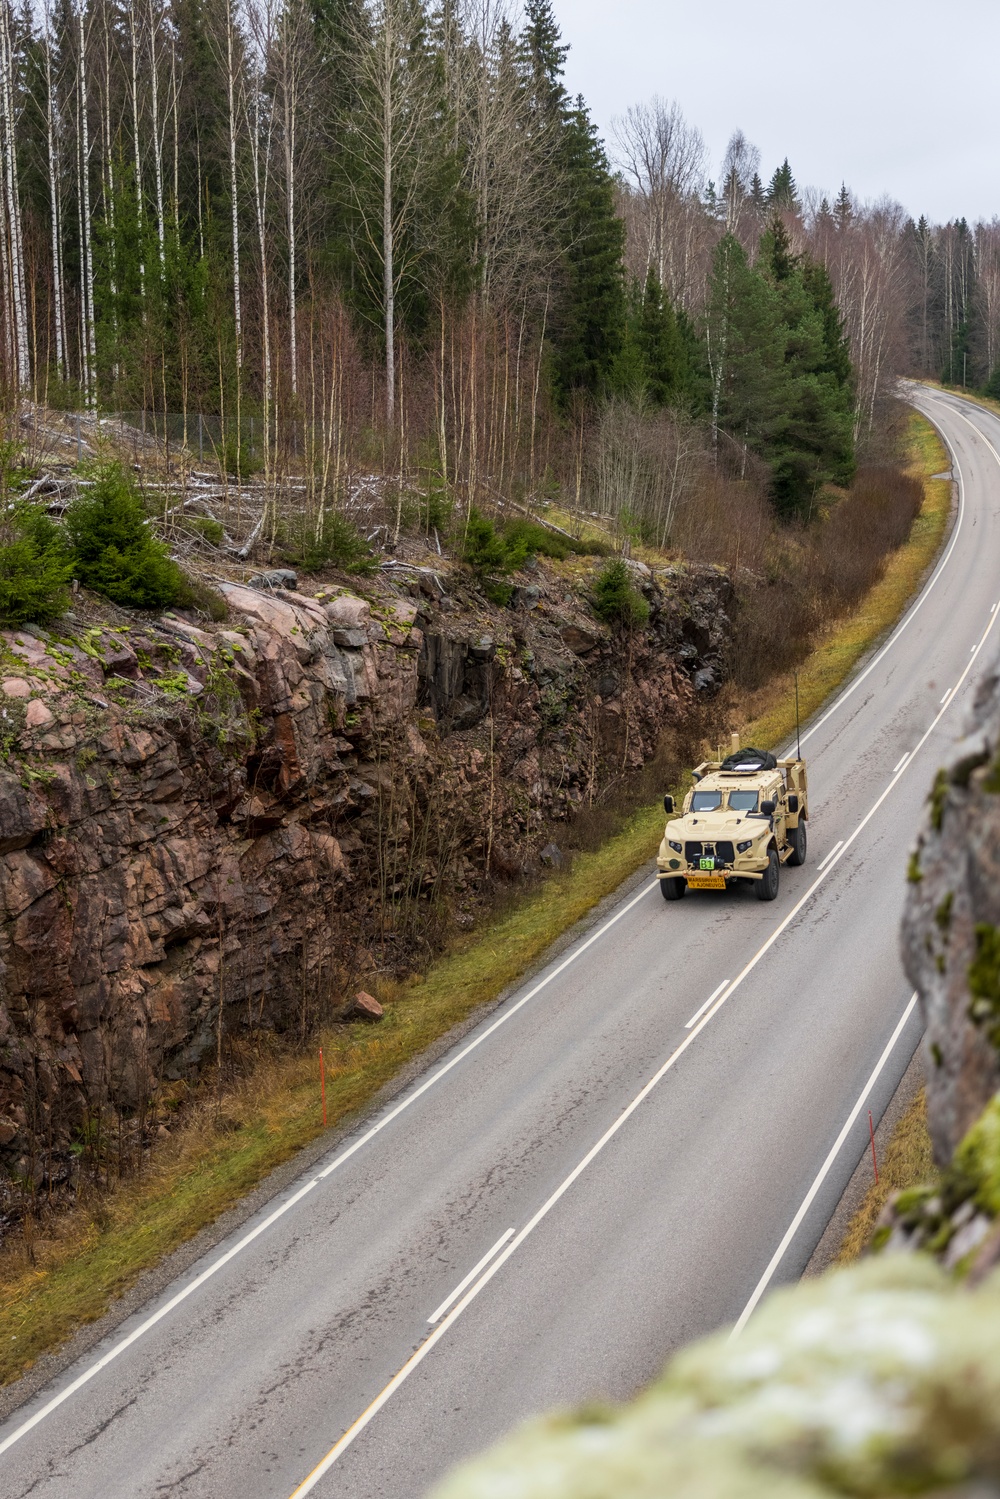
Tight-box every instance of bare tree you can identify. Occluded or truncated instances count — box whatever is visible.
[272,0,317,397]
[720,129,760,241]
[42,0,66,381]
[342,0,440,421]
[612,96,707,305]
[76,0,96,405]
[0,0,28,387]
[973,220,1000,381]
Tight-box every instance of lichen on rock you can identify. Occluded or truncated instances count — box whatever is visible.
[432,1258,1000,1499]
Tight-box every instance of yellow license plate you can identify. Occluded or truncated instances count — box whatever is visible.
[686,874,726,890]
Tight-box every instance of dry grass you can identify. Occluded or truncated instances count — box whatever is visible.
[0,411,953,1388]
[837,1088,936,1264]
[737,412,951,751]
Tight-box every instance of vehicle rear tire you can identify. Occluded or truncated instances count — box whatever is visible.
[659,876,686,901]
[787,820,807,866]
[755,848,780,901]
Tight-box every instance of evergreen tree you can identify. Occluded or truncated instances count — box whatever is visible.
[834,184,853,231]
[518,0,568,120]
[706,232,786,461]
[761,220,855,511]
[548,99,626,403]
[707,223,854,515]
[767,158,799,213]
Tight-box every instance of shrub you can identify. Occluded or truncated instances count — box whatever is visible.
[66,464,190,609]
[183,577,229,621]
[504,518,571,560]
[0,505,74,626]
[504,518,612,561]
[592,558,650,628]
[217,436,263,481]
[286,509,377,574]
[463,508,526,603]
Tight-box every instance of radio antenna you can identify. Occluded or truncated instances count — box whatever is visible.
[795,671,802,761]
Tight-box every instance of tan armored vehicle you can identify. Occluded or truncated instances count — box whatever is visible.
[657,744,808,902]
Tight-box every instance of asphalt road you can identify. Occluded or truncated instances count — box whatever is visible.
[2,386,998,1499]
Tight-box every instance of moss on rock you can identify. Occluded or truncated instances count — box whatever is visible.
[432,1258,1000,1499]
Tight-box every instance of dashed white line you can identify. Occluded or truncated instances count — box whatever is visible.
[428,1230,514,1324]
[286,565,1000,1493]
[892,752,910,774]
[816,840,843,872]
[0,390,987,1471]
[685,980,730,1030]
[940,690,951,704]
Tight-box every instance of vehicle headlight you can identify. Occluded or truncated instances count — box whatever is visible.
[668,840,683,853]
[737,839,753,853]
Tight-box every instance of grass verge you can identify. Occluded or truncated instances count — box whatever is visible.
[0,410,954,1388]
[736,410,952,750]
[837,1088,936,1263]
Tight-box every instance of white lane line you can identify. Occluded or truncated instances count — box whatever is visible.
[892,752,910,774]
[286,555,1000,1490]
[291,943,822,1494]
[940,690,951,704]
[0,876,659,1460]
[685,979,730,1030]
[427,1231,514,1325]
[730,991,919,1340]
[815,841,843,873]
[0,395,986,1463]
[992,600,999,615]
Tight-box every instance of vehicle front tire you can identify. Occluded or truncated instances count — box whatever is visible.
[787,820,807,866]
[755,848,780,901]
[659,876,686,901]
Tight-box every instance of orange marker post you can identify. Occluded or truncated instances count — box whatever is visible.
[868,1109,878,1184]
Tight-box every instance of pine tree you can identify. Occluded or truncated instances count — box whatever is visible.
[761,221,855,512]
[638,267,690,405]
[548,99,626,403]
[834,183,853,231]
[518,0,567,121]
[766,158,799,213]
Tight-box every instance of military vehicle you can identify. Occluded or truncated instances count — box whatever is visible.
[657,743,808,902]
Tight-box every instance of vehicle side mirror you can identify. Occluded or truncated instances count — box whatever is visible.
[663,794,674,815]
[787,794,799,813]
[760,799,776,817]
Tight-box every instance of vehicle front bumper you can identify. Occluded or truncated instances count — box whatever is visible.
[656,865,764,883]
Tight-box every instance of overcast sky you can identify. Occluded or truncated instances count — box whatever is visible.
[555,0,999,225]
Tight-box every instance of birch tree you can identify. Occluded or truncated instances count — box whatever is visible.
[343,0,440,421]
[0,0,28,387]
[42,0,66,380]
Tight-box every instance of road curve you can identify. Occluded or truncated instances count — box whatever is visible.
[2,387,998,1499]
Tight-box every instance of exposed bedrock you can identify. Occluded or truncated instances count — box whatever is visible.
[0,561,730,1179]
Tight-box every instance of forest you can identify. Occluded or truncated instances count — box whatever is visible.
[0,0,991,576]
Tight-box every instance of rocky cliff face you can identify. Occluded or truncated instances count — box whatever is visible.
[0,558,730,1185]
[902,663,1000,1161]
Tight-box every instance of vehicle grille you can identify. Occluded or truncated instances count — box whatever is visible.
[715,841,735,863]
[684,842,703,862]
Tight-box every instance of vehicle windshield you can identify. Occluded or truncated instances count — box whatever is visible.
[728,790,759,812]
[691,790,722,811]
